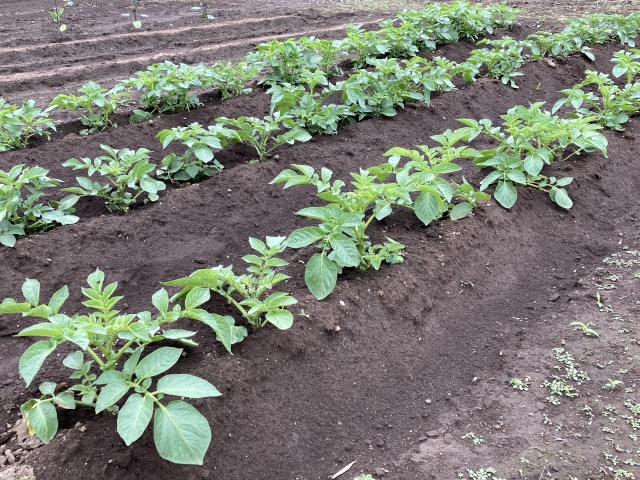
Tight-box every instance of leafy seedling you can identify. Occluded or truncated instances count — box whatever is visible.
[61,144,165,213]
[164,237,297,330]
[191,2,214,20]
[131,0,141,28]
[0,270,239,464]
[0,99,56,151]
[603,379,624,390]
[50,0,66,33]
[570,321,600,337]
[50,81,130,135]
[0,165,79,247]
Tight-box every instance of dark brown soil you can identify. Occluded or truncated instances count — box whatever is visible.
[1,2,640,480]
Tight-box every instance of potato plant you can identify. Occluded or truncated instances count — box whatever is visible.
[0,165,79,247]
[268,71,355,135]
[215,113,311,161]
[49,81,130,135]
[553,69,640,131]
[271,141,482,299]
[164,237,298,330]
[205,61,261,99]
[156,123,234,182]
[61,144,166,213]
[122,61,209,114]
[245,38,322,86]
[0,99,55,151]
[0,269,241,464]
[344,24,390,69]
[456,102,608,208]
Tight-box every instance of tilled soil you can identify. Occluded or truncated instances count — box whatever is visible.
[1,2,640,480]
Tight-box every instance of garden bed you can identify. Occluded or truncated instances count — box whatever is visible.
[1,1,640,479]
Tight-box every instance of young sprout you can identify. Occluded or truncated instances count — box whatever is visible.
[570,321,600,338]
[603,379,623,391]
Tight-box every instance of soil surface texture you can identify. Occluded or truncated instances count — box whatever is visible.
[1,1,640,480]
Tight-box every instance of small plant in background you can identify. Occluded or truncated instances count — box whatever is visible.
[49,81,130,135]
[206,61,261,99]
[245,38,322,86]
[344,24,389,69]
[156,123,232,182]
[191,2,214,20]
[0,165,79,247]
[461,432,485,445]
[49,0,66,33]
[611,49,640,84]
[458,467,505,480]
[0,270,240,464]
[603,379,624,390]
[509,376,531,391]
[121,62,209,114]
[570,321,600,337]
[61,144,165,213]
[164,237,298,331]
[131,0,141,28]
[215,113,312,162]
[0,99,56,151]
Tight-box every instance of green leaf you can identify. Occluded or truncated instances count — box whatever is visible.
[265,309,294,330]
[95,379,130,413]
[62,351,84,371]
[54,392,77,410]
[39,382,57,396]
[449,202,473,221]
[22,279,40,307]
[117,393,154,446]
[26,401,58,443]
[286,227,325,248]
[494,180,517,209]
[327,233,360,268]
[305,253,337,301]
[414,192,441,226]
[152,289,169,313]
[48,286,69,314]
[134,347,182,380]
[185,287,210,309]
[123,346,144,378]
[153,401,211,465]
[157,374,221,398]
[551,187,573,209]
[19,340,56,387]
[16,323,64,338]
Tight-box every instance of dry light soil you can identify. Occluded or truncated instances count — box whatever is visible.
[1,1,640,479]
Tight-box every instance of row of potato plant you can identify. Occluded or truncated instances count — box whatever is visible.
[1,51,636,463]
[0,1,519,150]
[1,48,635,248]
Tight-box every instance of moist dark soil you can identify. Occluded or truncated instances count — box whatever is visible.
[1,1,640,480]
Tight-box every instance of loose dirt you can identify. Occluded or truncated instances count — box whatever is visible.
[1,1,640,479]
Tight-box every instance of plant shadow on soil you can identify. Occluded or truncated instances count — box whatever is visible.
[1,1,640,479]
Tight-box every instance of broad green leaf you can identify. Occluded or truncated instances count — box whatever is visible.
[494,180,517,209]
[22,279,40,307]
[134,347,182,380]
[449,202,473,221]
[16,323,64,338]
[185,287,210,309]
[26,401,58,443]
[193,146,214,162]
[152,288,169,313]
[157,374,221,398]
[95,379,130,413]
[154,401,211,465]
[123,345,144,378]
[551,187,573,209]
[19,340,56,387]
[187,310,233,353]
[39,382,57,396]
[265,309,294,330]
[95,370,125,385]
[62,351,84,371]
[287,227,325,248]
[305,253,337,301]
[117,393,154,446]
[54,392,76,410]
[47,286,69,315]
[327,233,360,268]
[414,192,441,226]
[0,301,31,314]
